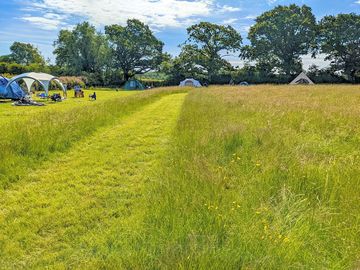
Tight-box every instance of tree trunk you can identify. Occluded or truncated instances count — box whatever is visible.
[124,71,130,81]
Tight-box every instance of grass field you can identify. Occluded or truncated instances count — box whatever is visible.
[0,85,359,269]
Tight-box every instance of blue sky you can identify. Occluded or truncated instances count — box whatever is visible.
[1,0,359,67]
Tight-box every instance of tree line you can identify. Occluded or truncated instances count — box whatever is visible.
[0,4,359,85]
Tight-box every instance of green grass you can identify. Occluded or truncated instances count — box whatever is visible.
[0,87,185,188]
[135,85,360,269]
[0,85,359,269]
[0,93,186,268]
[0,89,138,126]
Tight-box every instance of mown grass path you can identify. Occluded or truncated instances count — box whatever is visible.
[0,93,186,269]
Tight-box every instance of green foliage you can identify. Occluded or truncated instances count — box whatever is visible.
[58,76,87,89]
[243,4,317,77]
[0,55,12,63]
[105,19,164,81]
[9,42,45,65]
[0,62,50,76]
[179,22,242,83]
[54,22,109,75]
[307,65,346,84]
[319,13,360,83]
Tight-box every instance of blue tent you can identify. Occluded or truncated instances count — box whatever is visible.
[123,79,144,90]
[0,76,26,100]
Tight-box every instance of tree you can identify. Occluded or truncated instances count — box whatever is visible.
[54,22,109,75]
[242,4,317,77]
[184,22,242,82]
[319,13,360,82]
[0,55,13,63]
[105,19,164,81]
[9,42,45,65]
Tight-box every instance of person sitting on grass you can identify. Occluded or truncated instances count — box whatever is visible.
[89,92,96,101]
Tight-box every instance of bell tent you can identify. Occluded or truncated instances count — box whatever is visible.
[179,78,202,87]
[290,72,314,85]
[123,79,144,90]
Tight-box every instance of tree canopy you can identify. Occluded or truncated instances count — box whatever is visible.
[243,4,317,77]
[9,42,45,65]
[319,13,360,82]
[54,22,108,75]
[105,19,164,81]
[183,22,242,82]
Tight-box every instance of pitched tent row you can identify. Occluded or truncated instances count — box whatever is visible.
[178,73,314,87]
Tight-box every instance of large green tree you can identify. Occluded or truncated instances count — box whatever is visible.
[319,13,360,82]
[54,22,108,75]
[105,19,164,81]
[184,22,242,82]
[242,4,317,77]
[9,42,45,65]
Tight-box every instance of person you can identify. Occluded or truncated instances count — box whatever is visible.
[89,92,96,100]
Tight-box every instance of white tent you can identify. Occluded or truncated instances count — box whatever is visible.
[290,72,314,85]
[179,78,202,87]
[6,72,66,96]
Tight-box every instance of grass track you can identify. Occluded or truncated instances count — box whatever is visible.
[0,93,186,268]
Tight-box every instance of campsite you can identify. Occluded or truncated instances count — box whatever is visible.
[0,0,360,269]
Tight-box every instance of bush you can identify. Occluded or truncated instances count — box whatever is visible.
[59,76,87,89]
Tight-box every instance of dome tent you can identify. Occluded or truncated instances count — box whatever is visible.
[123,79,144,90]
[179,78,202,87]
[6,72,66,96]
[0,76,27,100]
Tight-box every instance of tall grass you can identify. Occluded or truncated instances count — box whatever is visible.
[0,88,185,188]
[133,85,360,269]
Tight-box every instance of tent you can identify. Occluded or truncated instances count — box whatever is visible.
[6,72,66,96]
[179,78,202,87]
[0,76,27,100]
[123,79,144,90]
[290,72,314,85]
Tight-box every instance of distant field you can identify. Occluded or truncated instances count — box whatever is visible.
[0,85,359,269]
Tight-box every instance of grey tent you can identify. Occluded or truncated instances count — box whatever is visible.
[179,78,202,87]
[290,72,314,85]
[6,72,66,96]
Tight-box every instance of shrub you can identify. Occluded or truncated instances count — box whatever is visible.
[58,76,87,89]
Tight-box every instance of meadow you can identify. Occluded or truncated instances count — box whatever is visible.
[0,85,359,269]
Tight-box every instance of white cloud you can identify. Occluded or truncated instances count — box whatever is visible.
[222,18,238,25]
[356,0,360,4]
[22,14,67,30]
[243,15,257,20]
[219,5,241,13]
[26,0,215,29]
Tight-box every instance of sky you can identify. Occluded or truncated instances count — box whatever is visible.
[0,0,359,68]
